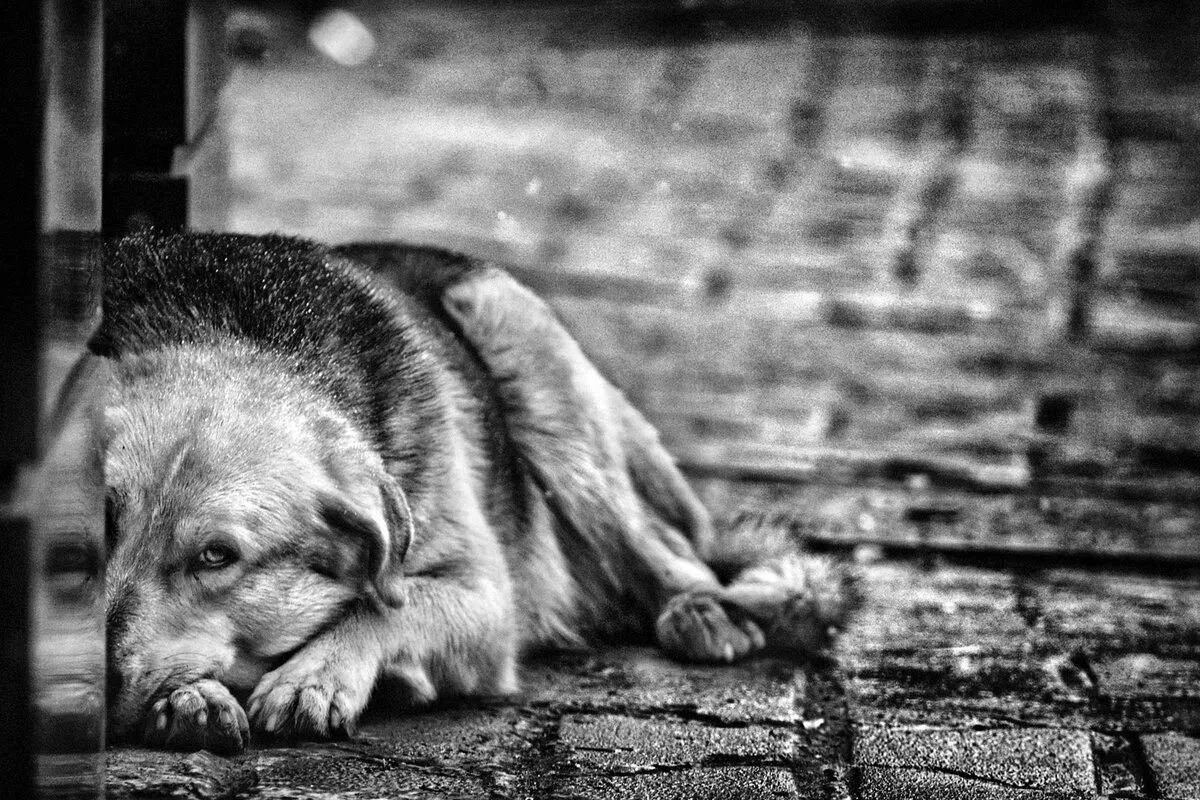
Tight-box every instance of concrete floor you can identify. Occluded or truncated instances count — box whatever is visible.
[105,553,1199,800]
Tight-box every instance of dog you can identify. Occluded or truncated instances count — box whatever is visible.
[49,231,857,754]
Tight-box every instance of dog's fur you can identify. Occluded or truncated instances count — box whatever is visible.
[53,232,857,754]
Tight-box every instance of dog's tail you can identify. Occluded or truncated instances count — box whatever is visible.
[705,511,864,659]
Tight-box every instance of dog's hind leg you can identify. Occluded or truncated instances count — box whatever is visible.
[617,400,715,558]
[440,268,766,661]
[440,269,711,540]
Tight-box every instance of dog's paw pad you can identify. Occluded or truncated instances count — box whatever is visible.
[143,679,249,755]
[247,660,371,741]
[655,591,765,664]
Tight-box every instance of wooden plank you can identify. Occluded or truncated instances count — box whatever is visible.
[684,455,1200,503]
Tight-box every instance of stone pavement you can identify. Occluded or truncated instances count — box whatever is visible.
[105,557,1200,800]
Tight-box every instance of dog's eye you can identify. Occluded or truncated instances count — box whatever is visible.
[195,544,238,570]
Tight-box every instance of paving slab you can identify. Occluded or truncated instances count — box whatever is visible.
[843,561,1200,734]
[106,748,258,799]
[1141,732,1200,800]
[556,713,793,771]
[853,725,1095,800]
[1031,570,1200,658]
[840,563,1086,728]
[855,765,1077,800]
[106,706,536,799]
[1030,571,1200,732]
[251,706,534,799]
[253,746,489,800]
[841,564,1029,654]
[353,704,534,765]
[553,766,798,800]
[101,567,1198,799]
[522,647,800,724]
[104,651,812,799]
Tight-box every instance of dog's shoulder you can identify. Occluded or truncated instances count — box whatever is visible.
[331,242,532,537]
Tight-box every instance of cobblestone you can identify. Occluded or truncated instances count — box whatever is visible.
[556,713,793,770]
[553,766,797,800]
[522,647,800,725]
[104,561,1198,800]
[1141,732,1200,800]
[853,726,1095,800]
[253,747,488,800]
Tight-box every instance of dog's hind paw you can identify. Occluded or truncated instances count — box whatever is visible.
[247,649,375,741]
[655,591,766,663]
[143,679,250,755]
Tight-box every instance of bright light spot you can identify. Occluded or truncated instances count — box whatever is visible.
[832,142,903,174]
[308,9,376,67]
[494,211,523,243]
[526,178,542,196]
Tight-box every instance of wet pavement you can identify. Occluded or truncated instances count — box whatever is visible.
[105,556,1200,799]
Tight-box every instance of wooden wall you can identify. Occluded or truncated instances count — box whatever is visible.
[198,0,1200,502]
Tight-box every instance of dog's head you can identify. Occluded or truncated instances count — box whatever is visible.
[102,351,412,740]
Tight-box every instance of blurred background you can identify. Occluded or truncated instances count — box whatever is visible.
[180,0,1200,550]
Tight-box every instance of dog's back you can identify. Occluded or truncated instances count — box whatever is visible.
[94,232,529,541]
[330,242,533,545]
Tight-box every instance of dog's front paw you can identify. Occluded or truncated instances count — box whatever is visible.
[655,591,766,663]
[143,679,250,755]
[247,649,376,740]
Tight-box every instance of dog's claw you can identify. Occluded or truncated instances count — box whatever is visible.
[153,699,169,732]
[656,591,766,664]
[142,679,249,755]
[262,708,284,735]
[329,705,344,734]
[247,650,374,742]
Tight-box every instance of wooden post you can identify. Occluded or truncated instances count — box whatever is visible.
[0,0,43,794]
[102,0,189,236]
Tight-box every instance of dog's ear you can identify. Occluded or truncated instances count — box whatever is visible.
[378,476,414,574]
[318,476,413,608]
